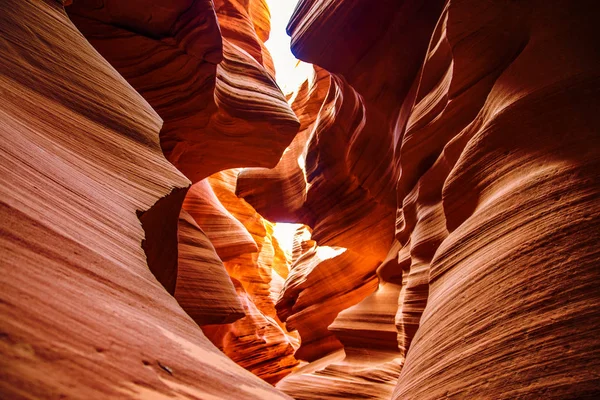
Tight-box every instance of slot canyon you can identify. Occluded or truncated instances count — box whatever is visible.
[1,0,599,398]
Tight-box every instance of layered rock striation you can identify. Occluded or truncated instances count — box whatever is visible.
[261,0,600,399]
[392,1,600,398]
[68,0,299,184]
[199,170,300,384]
[1,0,599,399]
[0,1,292,398]
[69,0,304,386]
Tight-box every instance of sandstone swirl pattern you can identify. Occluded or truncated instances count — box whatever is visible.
[242,0,599,399]
[1,0,599,398]
[392,1,600,398]
[68,0,303,386]
[0,1,292,398]
[68,0,299,184]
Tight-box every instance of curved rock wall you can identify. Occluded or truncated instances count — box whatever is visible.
[69,0,303,386]
[0,1,291,398]
[175,209,245,325]
[277,241,405,399]
[68,0,299,184]
[392,1,600,398]
[2,0,599,398]
[237,66,330,222]
[200,170,300,383]
[257,0,600,398]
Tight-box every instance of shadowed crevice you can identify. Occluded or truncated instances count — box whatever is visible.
[137,186,189,295]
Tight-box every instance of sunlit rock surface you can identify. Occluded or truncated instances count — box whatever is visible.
[68,0,299,184]
[183,180,258,261]
[236,66,330,222]
[2,0,599,398]
[0,1,292,398]
[240,70,398,364]
[392,1,600,398]
[268,0,600,399]
[200,170,300,383]
[175,209,245,326]
[239,0,443,372]
[278,242,404,399]
[69,0,303,385]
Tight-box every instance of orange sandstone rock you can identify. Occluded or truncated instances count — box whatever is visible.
[203,279,298,384]
[393,1,600,398]
[68,0,299,184]
[0,1,292,399]
[270,0,600,399]
[183,180,258,261]
[175,209,245,325]
[276,241,379,361]
[201,170,300,383]
[3,0,600,397]
[236,66,330,222]
[277,242,405,399]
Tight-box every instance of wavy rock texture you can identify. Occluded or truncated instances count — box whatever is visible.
[268,0,600,399]
[210,171,293,314]
[3,0,600,397]
[214,0,275,76]
[276,234,380,361]
[175,209,245,325]
[239,0,444,369]
[183,180,258,261]
[0,1,291,399]
[202,278,298,384]
[236,66,330,222]
[287,0,445,203]
[278,241,404,399]
[195,170,300,383]
[240,71,398,363]
[69,0,305,384]
[68,0,299,184]
[392,1,600,398]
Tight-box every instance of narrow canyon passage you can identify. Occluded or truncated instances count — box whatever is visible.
[1,1,599,399]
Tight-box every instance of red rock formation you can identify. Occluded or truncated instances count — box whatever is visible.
[210,170,293,317]
[278,241,404,399]
[392,1,600,398]
[238,0,443,369]
[3,0,600,397]
[68,0,299,184]
[236,66,330,222]
[277,241,380,361]
[69,0,304,384]
[175,209,245,325]
[203,278,298,384]
[287,0,445,203]
[270,0,600,399]
[0,1,291,398]
[239,71,397,363]
[183,180,258,261]
[199,170,300,383]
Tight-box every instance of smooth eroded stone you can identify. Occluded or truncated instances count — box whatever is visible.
[68,0,299,184]
[393,1,600,398]
[175,209,245,325]
[0,2,292,398]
